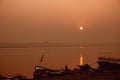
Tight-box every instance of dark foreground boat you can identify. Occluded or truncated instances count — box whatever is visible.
[33,66,63,78]
[97,57,120,71]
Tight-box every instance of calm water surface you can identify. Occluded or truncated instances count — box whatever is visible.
[0,45,120,78]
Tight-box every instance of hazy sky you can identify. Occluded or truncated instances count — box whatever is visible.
[0,0,120,44]
[0,0,120,78]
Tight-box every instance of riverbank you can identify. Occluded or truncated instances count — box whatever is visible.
[33,72,120,80]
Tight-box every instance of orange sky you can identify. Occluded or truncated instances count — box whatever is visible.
[0,0,120,44]
[0,0,120,78]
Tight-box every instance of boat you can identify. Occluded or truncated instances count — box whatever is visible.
[97,57,120,71]
[33,66,63,78]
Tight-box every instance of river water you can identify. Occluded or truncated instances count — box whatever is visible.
[0,45,120,78]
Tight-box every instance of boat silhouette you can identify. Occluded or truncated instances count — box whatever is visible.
[97,57,120,71]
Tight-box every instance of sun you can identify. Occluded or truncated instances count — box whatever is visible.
[80,26,83,30]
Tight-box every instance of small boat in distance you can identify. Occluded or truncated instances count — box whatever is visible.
[97,57,120,71]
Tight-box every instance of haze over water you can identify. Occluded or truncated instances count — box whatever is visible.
[0,0,120,78]
[0,45,120,78]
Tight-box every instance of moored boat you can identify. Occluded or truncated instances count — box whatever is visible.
[97,57,120,71]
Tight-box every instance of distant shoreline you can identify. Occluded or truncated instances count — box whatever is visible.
[0,43,120,48]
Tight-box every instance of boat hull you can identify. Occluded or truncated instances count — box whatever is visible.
[98,61,120,71]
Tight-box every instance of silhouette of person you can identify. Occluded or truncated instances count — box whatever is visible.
[65,65,68,71]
